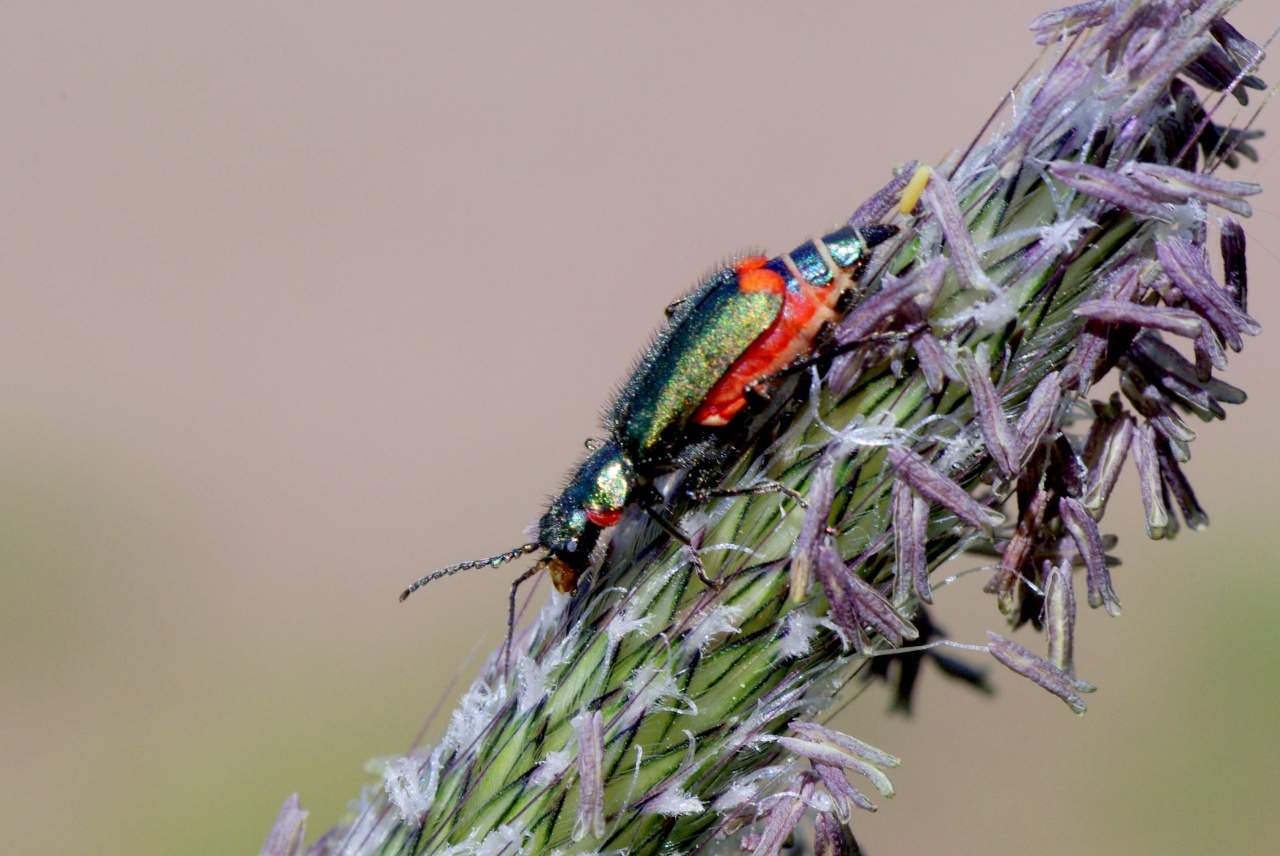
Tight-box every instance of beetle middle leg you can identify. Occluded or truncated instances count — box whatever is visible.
[640,503,722,589]
[688,481,840,536]
[773,321,931,382]
[688,480,809,508]
[736,316,933,400]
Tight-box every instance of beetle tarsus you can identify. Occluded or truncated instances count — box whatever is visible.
[692,553,722,589]
[663,294,691,318]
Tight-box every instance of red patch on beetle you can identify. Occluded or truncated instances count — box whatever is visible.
[736,267,787,295]
[584,507,624,528]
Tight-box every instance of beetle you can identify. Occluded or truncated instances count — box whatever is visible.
[400,223,898,625]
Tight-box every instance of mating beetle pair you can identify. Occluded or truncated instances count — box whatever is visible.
[400,223,898,614]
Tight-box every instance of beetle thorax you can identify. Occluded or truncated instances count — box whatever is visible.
[538,439,637,561]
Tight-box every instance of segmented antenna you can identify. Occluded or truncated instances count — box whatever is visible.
[399,543,539,601]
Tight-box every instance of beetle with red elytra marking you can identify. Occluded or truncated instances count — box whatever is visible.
[400,223,899,632]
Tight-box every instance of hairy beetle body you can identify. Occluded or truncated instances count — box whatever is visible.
[401,223,897,610]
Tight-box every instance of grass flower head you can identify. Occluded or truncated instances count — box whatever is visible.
[267,2,1271,854]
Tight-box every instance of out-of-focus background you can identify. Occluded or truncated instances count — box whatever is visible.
[2,2,1277,854]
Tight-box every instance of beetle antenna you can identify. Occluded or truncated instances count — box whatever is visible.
[399,543,539,602]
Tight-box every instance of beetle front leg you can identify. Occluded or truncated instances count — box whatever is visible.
[504,561,547,671]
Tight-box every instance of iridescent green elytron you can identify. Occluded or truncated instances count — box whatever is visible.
[618,267,782,453]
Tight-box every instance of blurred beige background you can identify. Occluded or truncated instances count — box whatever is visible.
[2,2,1277,854]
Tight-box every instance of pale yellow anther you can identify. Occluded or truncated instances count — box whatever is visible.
[899,164,932,215]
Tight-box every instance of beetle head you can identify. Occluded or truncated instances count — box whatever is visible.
[537,439,637,591]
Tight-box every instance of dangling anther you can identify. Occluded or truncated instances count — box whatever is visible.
[899,164,932,215]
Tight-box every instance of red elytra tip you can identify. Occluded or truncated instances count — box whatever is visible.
[584,507,624,528]
[737,267,786,295]
[732,255,769,273]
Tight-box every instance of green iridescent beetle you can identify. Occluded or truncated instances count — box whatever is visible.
[401,223,897,618]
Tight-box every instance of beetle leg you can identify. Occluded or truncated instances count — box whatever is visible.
[771,321,931,381]
[691,553,721,589]
[663,294,691,319]
[689,480,807,508]
[690,481,841,537]
[504,559,548,672]
[741,378,772,406]
[642,502,692,544]
[640,503,723,589]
